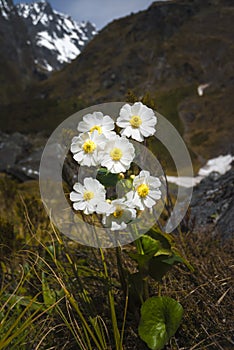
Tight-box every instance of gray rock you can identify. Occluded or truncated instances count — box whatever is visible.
[0,131,31,172]
[189,168,234,239]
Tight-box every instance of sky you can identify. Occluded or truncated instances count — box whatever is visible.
[13,0,156,29]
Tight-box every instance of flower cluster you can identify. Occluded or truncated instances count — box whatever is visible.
[69,102,162,231]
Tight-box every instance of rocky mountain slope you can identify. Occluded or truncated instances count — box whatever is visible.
[0,0,96,103]
[36,0,233,163]
[0,0,35,102]
[0,0,233,169]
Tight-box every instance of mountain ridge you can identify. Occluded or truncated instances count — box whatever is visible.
[0,0,233,169]
[0,0,96,103]
[15,0,96,71]
[35,0,233,163]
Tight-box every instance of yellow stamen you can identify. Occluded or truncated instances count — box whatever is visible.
[137,183,149,198]
[113,207,123,218]
[83,191,94,201]
[110,147,122,161]
[82,140,96,153]
[90,125,102,134]
[130,115,142,128]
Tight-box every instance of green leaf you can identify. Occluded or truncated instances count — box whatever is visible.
[171,248,194,272]
[1,294,44,311]
[138,296,183,350]
[42,272,57,308]
[129,272,144,300]
[141,235,161,256]
[128,252,151,268]
[97,168,119,187]
[148,256,173,282]
[140,235,171,257]
[148,228,174,250]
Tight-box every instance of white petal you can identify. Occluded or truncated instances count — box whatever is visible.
[131,102,142,115]
[120,157,132,167]
[77,121,89,132]
[139,125,155,137]
[104,131,117,139]
[103,115,115,128]
[144,196,156,208]
[117,119,131,128]
[131,128,144,142]
[149,189,161,200]
[147,177,161,188]
[96,201,112,214]
[73,151,84,163]
[73,183,84,193]
[137,170,150,179]
[73,201,86,211]
[120,126,132,137]
[101,158,113,170]
[119,104,132,118]
[112,162,126,173]
[71,142,81,153]
[70,191,83,201]
[83,204,95,215]
[83,177,95,189]
[71,136,80,143]
[111,221,127,231]
[83,114,93,124]
[141,115,157,126]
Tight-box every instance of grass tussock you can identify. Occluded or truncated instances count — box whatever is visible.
[0,174,233,349]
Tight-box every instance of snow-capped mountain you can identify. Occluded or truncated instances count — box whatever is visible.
[0,0,96,74]
[15,0,97,72]
[0,0,13,19]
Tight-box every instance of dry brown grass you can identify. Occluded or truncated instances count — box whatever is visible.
[161,231,234,350]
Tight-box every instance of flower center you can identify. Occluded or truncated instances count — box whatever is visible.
[137,183,149,198]
[110,147,123,161]
[83,191,94,201]
[113,206,123,218]
[83,140,97,153]
[90,125,102,134]
[130,115,142,128]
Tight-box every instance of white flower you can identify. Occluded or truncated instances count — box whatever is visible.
[116,102,157,142]
[102,198,136,231]
[77,111,116,138]
[126,170,161,210]
[70,130,106,167]
[99,135,135,174]
[70,178,106,215]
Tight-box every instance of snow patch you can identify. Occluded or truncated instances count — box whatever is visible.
[54,34,81,63]
[167,154,234,188]
[37,31,55,50]
[36,31,81,64]
[0,0,11,19]
[198,154,234,176]
[197,83,210,96]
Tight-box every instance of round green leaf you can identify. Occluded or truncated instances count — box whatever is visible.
[138,296,183,350]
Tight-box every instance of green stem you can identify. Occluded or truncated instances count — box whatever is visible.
[100,248,122,350]
[115,246,127,296]
[132,224,149,302]
[158,283,162,297]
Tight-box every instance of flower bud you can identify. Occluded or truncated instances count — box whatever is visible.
[118,173,125,179]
